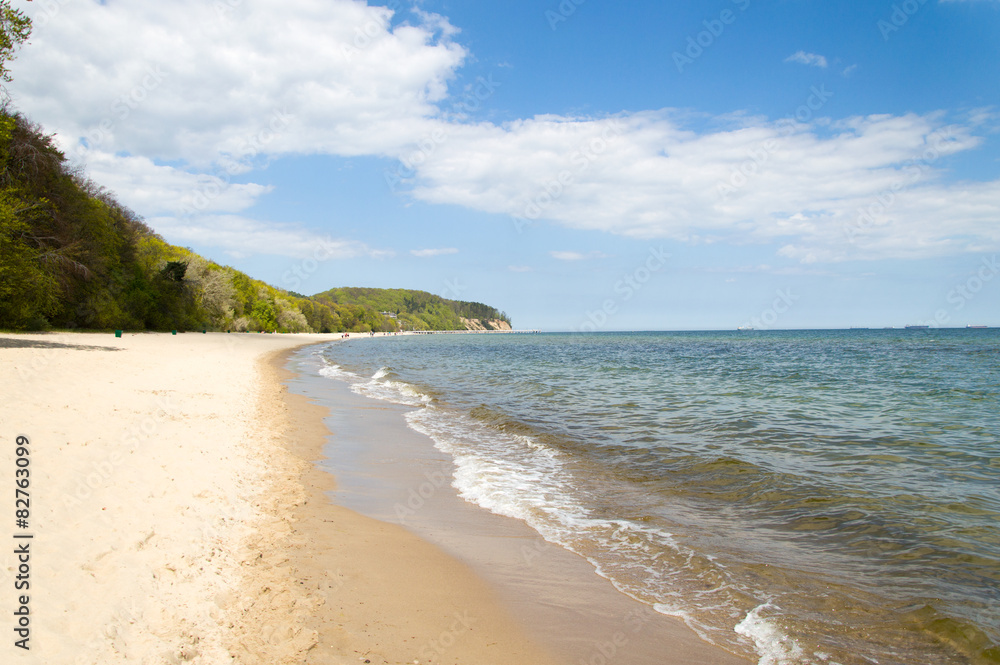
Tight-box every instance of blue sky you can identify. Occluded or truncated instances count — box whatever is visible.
[8,0,1000,330]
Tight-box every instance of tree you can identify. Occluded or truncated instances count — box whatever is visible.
[160,261,187,282]
[0,190,58,328]
[250,289,277,330]
[276,298,309,332]
[0,0,30,85]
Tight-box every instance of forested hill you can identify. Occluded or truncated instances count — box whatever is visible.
[312,287,510,332]
[0,110,510,333]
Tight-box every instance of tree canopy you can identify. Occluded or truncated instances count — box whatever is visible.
[314,287,510,332]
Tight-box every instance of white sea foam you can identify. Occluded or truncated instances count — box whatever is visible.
[329,365,435,407]
[406,408,586,525]
[317,362,359,382]
[358,380,432,407]
[735,604,820,665]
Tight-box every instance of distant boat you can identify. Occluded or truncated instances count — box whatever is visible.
[966,325,989,329]
[904,325,930,330]
[737,325,754,331]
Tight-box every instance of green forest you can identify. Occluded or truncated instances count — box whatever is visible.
[0,5,510,335]
[314,287,510,333]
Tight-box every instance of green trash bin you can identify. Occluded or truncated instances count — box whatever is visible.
[114,330,122,338]
[172,330,177,335]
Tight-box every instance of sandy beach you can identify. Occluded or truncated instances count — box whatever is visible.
[0,331,746,664]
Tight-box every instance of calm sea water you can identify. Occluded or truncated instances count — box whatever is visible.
[316,330,1000,665]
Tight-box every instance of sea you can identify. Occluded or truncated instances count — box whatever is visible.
[308,329,1000,665]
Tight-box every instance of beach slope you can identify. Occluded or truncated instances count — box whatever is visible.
[0,332,559,664]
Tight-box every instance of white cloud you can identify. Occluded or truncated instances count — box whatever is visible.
[550,250,610,261]
[73,148,272,216]
[11,0,464,259]
[149,214,386,261]
[10,1,1000,266]
[67,146,387,261]
[508,265,534,272]
[550,251,586,261]
[411,247,459,257]
[406,110,999,262]
[13,0,465,165]
[785,51,828,68]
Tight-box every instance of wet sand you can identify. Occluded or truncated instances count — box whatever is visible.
[281,343,751,665]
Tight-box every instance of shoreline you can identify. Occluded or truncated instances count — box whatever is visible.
[0,331,561,664]
[0,330,749,664]
[286,341,751,665]
[257,344,565,664]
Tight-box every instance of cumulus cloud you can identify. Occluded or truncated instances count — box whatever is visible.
[411,247,459,257]
[785,51,828,68]
[10,1,1000,265]
[12,0,462,259]
[74,148,272,216]
[406,110,998,262]
[550,250,610,261]
[14,0,465,165]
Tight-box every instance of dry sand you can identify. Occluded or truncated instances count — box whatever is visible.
[0,331,559,664]
[0,330,748,665]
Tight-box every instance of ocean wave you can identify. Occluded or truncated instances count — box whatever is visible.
[315,331,1000,665]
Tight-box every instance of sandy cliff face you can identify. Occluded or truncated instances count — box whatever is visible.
[461,317,513,331]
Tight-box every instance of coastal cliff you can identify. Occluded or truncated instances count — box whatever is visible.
[461,317,513,331]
